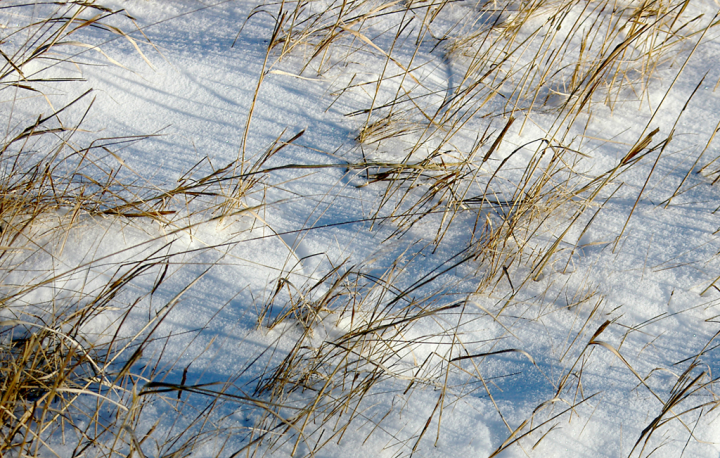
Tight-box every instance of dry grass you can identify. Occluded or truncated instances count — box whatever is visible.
[235,0,720,455]
[256,0,708,264]
[0,3,268,456]
[3,0,720,457]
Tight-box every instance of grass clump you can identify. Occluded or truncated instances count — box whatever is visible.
[0,3,265,456]
[232,0,720,455]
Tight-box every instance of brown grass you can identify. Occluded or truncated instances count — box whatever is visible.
[3,0,720,457]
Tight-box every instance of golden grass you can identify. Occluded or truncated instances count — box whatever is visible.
[3,0,720,457]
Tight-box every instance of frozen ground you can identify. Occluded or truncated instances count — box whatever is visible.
[3,0,720,457]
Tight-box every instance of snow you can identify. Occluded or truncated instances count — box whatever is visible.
[3,0,720,457]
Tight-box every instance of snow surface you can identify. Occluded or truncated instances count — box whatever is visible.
[4,0,720,457]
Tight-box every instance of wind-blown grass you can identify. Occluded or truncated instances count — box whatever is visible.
[3,0,720,457]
